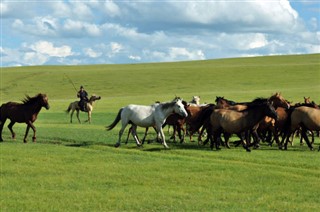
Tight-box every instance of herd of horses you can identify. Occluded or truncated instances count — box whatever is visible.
[0,93,319,152]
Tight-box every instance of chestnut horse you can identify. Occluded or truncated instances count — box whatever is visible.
[208,102,278,151]
[0,94,50,143]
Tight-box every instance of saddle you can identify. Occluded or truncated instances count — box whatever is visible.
[78,100,88,112]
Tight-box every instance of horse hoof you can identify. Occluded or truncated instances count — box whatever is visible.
[246,148,251,152]
[114,143,120,148]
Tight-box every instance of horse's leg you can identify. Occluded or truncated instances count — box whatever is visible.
[70,109,74,123]
[223,133,231,149]
[76,110,81,123]
[301,125,314,151]
[115,121,128,148]
[213,130,221,150]
[26,121,37,143]
[23,125,30,143]
[130,125,141,147]
[85,111,91,124]
[141,127,149,144]
[8,121,16,139]
[125,126,132,144]
[157,125,169,148]
[242,131,251,152]
[0,118,7,141]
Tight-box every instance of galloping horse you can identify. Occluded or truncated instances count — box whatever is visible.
[107,98,188,148]
[0,94,50,143]
[66,95,101,124]
[208,102,278,151]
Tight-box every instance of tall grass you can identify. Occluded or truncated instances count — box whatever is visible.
[1,54,320,211]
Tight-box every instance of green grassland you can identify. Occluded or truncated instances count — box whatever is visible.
[1,54,320,211]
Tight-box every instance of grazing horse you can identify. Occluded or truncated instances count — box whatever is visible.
[107,98,188,148]
[0,94,50,143]
[281,106,320,150]
[208,102,278,151]
[66,95,101,124]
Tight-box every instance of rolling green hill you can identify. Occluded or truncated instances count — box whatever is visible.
[1,54,320,211]
[1,54,319,110]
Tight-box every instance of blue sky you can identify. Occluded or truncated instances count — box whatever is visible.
[1,0,319,67]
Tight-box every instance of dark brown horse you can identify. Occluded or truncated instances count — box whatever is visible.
[0,94,50,143]
[208,102,278,151]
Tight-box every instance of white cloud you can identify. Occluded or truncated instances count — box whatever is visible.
[1,0,319,66]
[62,19,101,37]
[104,0,121,17]
[110,42,123,53]
[30,41,73,57]
[129,55,141,61]
[84,48,102,58]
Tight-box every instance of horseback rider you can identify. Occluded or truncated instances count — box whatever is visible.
[77,86,89,111]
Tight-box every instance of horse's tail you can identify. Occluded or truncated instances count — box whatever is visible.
[66,103,72,114]
[106,108,123,131]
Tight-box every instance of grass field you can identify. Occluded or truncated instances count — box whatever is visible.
[1,54,320,211]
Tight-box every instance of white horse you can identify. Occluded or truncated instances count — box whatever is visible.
[66,95,101,124]
[107,98,188,148]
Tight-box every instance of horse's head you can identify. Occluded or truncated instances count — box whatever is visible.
[191,96,200,105]
[89,95,101,102]
[269,92,290,109]
[173,98,188,118]
[39,93,50,110]
[304,96,311,104]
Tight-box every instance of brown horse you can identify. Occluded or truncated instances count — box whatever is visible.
[66,95,101,123]
[0,94,50,143]
[281,106,320,150]
[215,93,289,148]
[208,102,278,151]
[215,92,290,111]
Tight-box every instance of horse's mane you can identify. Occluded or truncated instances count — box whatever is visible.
[294,102,319,108]
[215,96,237,105]
[161,98,184,110]
[22,94,43,105]
[249,97,268,105]
[161,101,177,110]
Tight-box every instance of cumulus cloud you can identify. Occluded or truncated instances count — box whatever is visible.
[29,41,73,57]
[1,0,319,66]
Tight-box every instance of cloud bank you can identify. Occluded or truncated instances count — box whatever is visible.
[1,0,319,66]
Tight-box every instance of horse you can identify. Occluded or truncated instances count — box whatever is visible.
[215,93,289,147]
[0,93,50,143]
[281,106,320,151]
[106,98,188,148]
[189,96,201,105]
[215,92,290,111]
[208,102,278,151]
[66,95,101,124]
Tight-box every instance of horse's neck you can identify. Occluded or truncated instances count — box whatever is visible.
[25,103,43,115]
[245,107,268,124]
[159,105,175,119]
